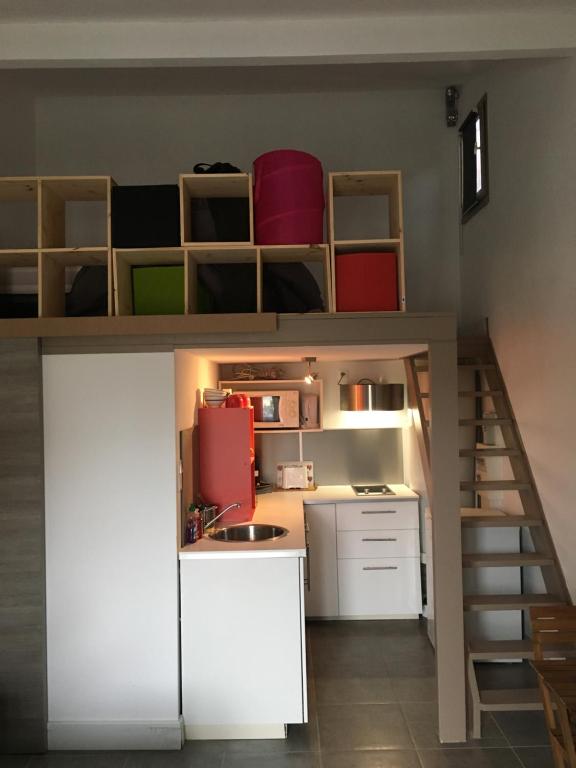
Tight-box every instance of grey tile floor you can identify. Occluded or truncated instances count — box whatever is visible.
[4,620,554,768]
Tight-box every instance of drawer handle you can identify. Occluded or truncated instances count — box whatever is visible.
[362,537,397,542]
[361,510,397,514]
[363,566,398,571]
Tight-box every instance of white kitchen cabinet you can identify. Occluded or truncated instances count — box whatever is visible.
[304,503,339,618]
[336,499,421,619]
[338,557,422,616]
[304,493,422,620]
[43,353,181,750]
[180,555,307,740]
[337,528,419,559]
[336,500,419,530]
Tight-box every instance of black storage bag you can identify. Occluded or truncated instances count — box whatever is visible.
[111,185,181,248]
[192,163,250,242]
[66,266,108,316]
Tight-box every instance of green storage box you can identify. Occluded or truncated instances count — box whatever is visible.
[132,265,184,315]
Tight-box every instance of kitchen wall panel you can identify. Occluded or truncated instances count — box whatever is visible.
[257,428,403,487]
[0,338,46,753]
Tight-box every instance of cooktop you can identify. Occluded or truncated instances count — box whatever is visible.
[351,484,395,496]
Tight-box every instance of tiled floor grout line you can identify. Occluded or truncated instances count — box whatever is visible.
[509,745,529,768]
[489,711,514,748]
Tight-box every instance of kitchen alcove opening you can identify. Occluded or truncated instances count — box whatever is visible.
[175,340,432,639]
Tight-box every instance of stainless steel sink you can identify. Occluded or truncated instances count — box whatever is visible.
[209,523,288,542]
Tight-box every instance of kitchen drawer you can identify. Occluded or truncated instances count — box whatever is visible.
[337,529,419,559]
[336,501,418,531]
[337,557,422,617]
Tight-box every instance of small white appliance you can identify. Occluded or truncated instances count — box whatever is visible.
[247,390,300,430]
[277,462,315,490]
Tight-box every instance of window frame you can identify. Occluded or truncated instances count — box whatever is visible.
[460,94,489,223]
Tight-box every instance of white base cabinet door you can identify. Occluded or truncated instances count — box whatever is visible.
[304,503,338,618]
[180,556,307,737]
[337,557,422,617]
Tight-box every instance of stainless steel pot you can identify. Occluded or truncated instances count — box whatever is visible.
[339,379,404,411]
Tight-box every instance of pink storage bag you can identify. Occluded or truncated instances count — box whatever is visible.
[253,149,324,244]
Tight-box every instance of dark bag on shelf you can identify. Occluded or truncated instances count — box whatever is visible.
[197,261,324,314]
[66,266,108,316]
[192,162,250,242]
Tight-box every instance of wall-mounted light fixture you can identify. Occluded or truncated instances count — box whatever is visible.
[303,357,318,385]
[338,373,404,411]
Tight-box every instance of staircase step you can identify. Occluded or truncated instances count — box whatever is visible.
[469,640,534,660]
[464,594,564,611]
[421,390,504,399]
[460,448,521,458]
[458,390,504,398]
[414,363,497,372]
[479,688,542,711]
[459,418,512,426]
[461,510,543,528]
[461,481,531,492]
[463,553,555,568]
[458,363,498,370]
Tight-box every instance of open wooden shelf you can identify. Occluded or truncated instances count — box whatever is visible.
[39,248,111,318]
[114,247,187,316]
[328,171,406,315]
[0,178,39,253]
[113,244,331,317]
[1,176,115,319]
[259,244,332,313]
[179,173,253,247]
[39,177,114,250]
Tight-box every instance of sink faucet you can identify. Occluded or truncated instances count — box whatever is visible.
[203,502,242,530]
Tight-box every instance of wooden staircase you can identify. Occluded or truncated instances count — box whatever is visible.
[405,336,570,739]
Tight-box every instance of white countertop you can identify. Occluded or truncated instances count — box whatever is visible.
[178,484,418,560]
[302,484,418,503]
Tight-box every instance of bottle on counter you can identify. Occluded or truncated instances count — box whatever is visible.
[185,510,196,544]
[193,508,203,541]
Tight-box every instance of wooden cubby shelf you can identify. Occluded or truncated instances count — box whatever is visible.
[39,177,114,250]
[179,173,254,247]
[113,244,332,317]
[328,171,405,314]
[40,248,110,318]
[1,176,115,320]
[259,244,332,313]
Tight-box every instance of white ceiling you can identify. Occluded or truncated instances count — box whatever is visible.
[0,0,573,21]
[1,3,573,71]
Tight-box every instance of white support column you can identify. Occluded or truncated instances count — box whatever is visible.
[429,339,466,743]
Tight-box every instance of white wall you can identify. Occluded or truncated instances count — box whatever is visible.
[26,71,460,313]
[43,353,181,749]
[459,55,576,599]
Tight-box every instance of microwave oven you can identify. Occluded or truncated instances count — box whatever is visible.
[246,390,300,429]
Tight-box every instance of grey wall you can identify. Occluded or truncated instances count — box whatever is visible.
[24,68,460,314]
[0,339,46,752]
[257,429,403,487]
[459,56,576,598]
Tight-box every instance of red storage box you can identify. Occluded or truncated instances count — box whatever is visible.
[335,251,398,312]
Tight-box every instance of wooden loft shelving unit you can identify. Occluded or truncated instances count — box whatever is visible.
[0,168,405,335]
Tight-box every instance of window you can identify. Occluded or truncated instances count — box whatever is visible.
[460,94,489,222]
